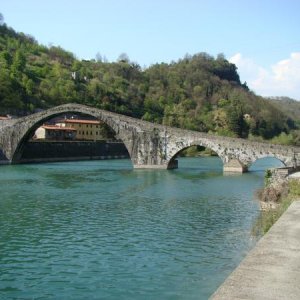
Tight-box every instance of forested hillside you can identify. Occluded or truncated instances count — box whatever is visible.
[267,97,300,124]
[0,22,297,142]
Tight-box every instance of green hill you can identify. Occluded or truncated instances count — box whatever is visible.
[0,22,297,142]
[267,97,300,124]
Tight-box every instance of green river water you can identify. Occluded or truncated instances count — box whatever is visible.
[0,157,283,299]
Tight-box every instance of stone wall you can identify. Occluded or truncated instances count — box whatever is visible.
[20,141,129,163]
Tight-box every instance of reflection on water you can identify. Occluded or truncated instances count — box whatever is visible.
[0,157,282,299]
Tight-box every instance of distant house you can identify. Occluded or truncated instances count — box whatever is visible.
[34,118,113,141]
[71,72,77,80]
[243,114,251,121]
[34,125,76,140]
[62,119,108,141]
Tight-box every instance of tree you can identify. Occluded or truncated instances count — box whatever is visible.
[11,50,26,78]
[117,53,130,63]
[0,13,4,25]
[217,53,225,60]
[0,69,23,114]
[0,51,12,68]
[226,101,249,138]
[95,52,102,62]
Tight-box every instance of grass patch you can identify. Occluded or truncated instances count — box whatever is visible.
[289,179,300,196]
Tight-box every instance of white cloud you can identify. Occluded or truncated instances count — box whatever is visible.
[229,52,300,100]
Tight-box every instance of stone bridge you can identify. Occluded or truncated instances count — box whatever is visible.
[0,103,299,172]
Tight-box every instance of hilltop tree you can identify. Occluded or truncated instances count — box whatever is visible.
[0,13,4,25]
[117,53,130,63]
[95,52,103,62]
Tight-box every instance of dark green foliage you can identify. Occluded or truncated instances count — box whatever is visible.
[0,23,297,142]
[267,97,300,126]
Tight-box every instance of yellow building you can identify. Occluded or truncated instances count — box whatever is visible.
[34,125,76,140]
[63,119,107,141]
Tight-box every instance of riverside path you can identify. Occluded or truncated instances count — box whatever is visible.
[210,200,300,300]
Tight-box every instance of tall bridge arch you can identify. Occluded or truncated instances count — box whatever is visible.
[0,103,299,172]
[0,104,145,166]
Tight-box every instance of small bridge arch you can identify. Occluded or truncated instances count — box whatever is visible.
[166,140,227,169]
[248,156,286,171]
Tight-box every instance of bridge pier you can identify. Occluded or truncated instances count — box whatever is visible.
[167,159,178,169]
[223,159,248,173]
[133,160,178,170]
[133,164,168,169]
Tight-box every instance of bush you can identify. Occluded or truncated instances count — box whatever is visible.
[289,179,300,197]
[259,182,288,204]
[253,195,293,235]
[253,179,299,236]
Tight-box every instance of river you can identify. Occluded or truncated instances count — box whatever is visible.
[0,157,283,299]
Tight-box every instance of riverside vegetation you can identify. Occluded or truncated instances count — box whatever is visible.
[253,177,300,235]
[0,15,299,145]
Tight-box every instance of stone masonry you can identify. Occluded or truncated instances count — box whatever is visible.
[0,103,299,171]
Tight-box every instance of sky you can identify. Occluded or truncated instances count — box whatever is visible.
[1,0,300,100]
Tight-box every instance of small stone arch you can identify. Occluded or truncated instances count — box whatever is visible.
[248,155,287,171]
[166,140,226,169]
[222,148,292,173]
[10,104,133,164]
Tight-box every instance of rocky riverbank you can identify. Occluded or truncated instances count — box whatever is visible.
[259,168,300,209]
[254,168,300,234]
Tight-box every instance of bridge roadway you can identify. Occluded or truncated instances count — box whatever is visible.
[210,200,300,300]
[0,103,300,172]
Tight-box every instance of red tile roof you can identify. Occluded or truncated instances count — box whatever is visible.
[42,125,76,131]
[64,119,101,125]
